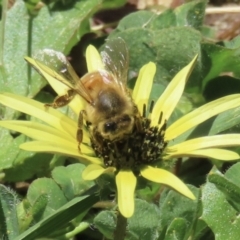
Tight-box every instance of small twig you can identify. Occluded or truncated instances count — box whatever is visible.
[206,6,240,14]
[93,200,115,209]
[65,222,89,238]
[91,21,119,32]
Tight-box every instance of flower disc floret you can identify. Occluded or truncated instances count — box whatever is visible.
[91,116,167,172]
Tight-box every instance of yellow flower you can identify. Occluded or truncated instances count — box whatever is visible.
[1,44,240,219]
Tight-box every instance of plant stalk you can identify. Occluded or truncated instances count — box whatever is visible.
[114,212,127,240]
[0,0,8,67]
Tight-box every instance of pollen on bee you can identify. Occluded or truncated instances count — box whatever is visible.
[90,112,167,172]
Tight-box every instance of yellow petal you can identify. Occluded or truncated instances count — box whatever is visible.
[151,55,198,127]
[116,170,136,218]
[0,92,77,138]
[86,45,104,72]
[141,165,195,199]
[82,164,115,180]
[0,121,74,142]
[167,148,239,160]
[132,62,156,116]
[20,141,101,164]
[166,94,240,141]
[167,134,240,154]
[25,56,84,115]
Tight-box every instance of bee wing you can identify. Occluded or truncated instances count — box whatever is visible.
[26,49,93,103]
[100,37,129,90]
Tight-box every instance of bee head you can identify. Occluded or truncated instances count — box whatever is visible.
[104,121,118,132]
[97,115,134,141]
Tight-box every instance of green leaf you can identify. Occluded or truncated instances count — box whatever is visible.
[0,130,53,181]
[0,184,20,239]
[30,194,49,222]
[208,172,240,212]
[202,43,240,88]
[0,128,21,170]
[201,25,217,40]
[27,178,67,219]
[17,196,47,233]
[127,199,160,240]
[116,0,207,32]
[94,199,160,240]
[52,163,94,200]
[94,211,116,239]
[193,219,213,240]
[208,163,240,213]
[164,218,187,240]
[175,0,207,29]
[202,179,240,240]
[108,10,202,92]
[0,0,102,98]
[3,152,53,182]
[109,26,201,87]
[225,162,240,183]
[17,194,49,233]
[159,185,199,236]
[101,0,127,9]
[116,10,156,31]
[149,9,176,29]
[15,193,99,240]
[151,27,201,86]
[224,34,240,49]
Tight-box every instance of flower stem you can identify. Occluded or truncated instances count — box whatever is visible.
[114,212,127,240]
[27,15,34,96]
[0,0,8,67]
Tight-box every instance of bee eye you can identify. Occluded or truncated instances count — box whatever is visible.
[104,122,117,132]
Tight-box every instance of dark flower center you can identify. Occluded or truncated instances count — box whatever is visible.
[90,113,167,173]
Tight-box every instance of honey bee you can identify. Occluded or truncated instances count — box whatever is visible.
[25,38,140,150]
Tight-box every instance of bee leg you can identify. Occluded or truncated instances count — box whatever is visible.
[45,89,76,108]
[86,121,91,130]
[77,110,87,152]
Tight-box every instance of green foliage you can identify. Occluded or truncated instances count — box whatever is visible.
[202,164,240,240]
[0,0,101,97]
[94,187,200,240]
[94,199,160,240]
[0,164,98,239]
[1,0,240,239]
[0,185,20,239]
